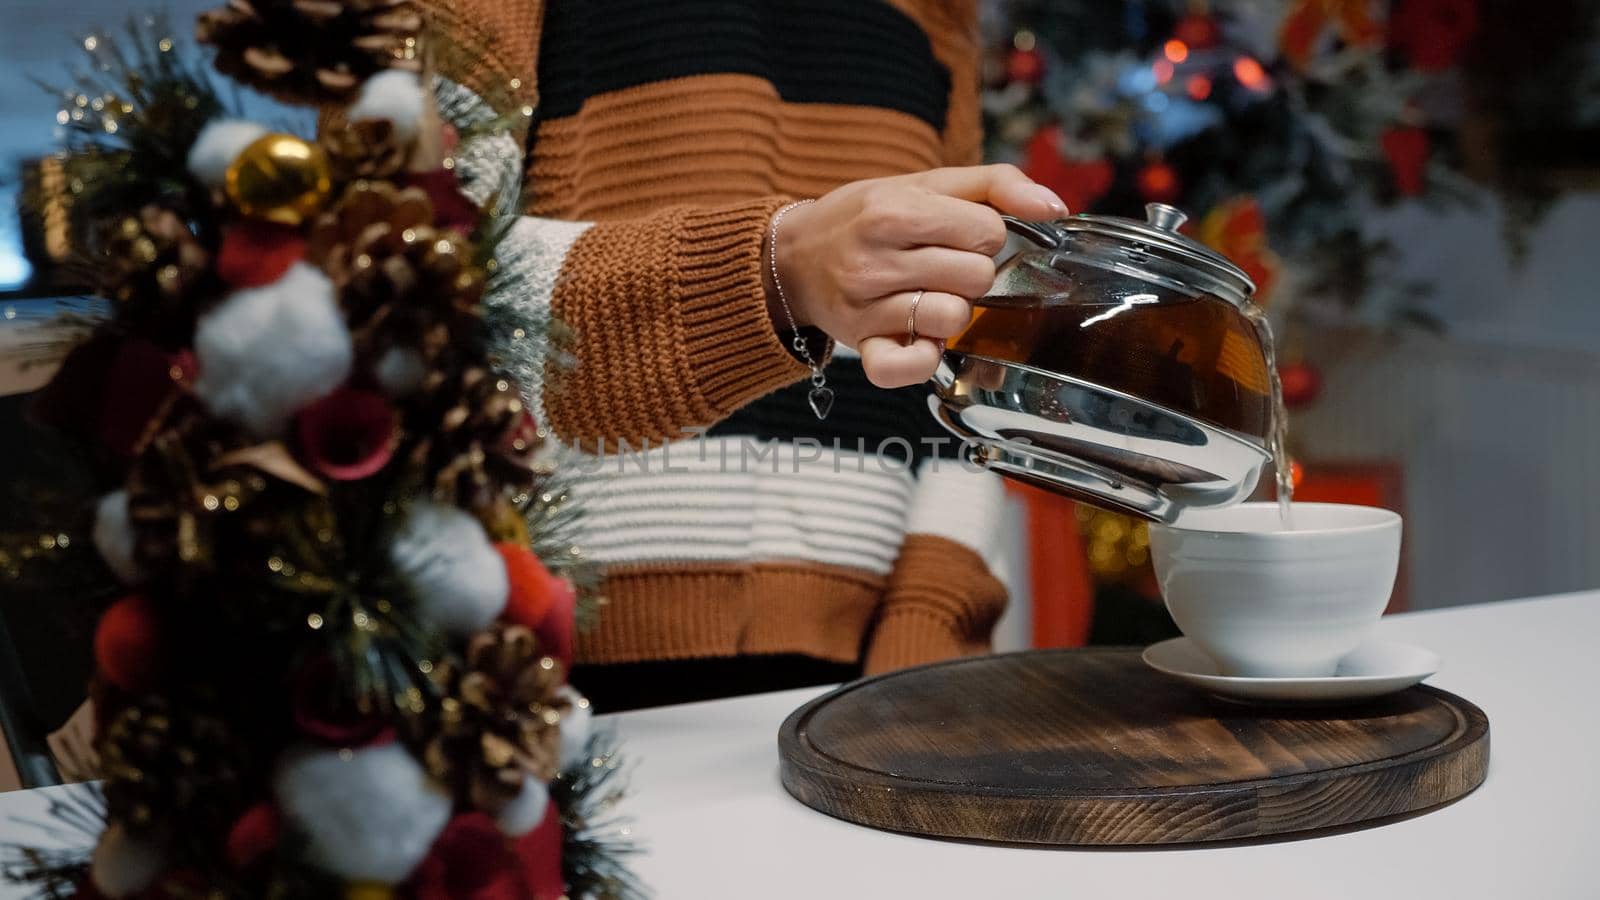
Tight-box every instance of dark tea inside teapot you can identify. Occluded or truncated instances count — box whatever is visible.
[929,203,1274,522]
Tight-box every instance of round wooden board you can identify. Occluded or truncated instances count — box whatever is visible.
[779,648,1488,846]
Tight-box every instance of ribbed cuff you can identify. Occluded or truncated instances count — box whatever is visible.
[673,198,815,422]
[863,535,1008,675]
[575,561,886,665]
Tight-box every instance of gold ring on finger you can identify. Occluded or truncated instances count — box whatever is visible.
[906,289,925,346]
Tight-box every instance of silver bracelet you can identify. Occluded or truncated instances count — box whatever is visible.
[767,199,833,420]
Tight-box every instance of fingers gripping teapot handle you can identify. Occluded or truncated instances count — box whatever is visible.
[1001,216,1066,249]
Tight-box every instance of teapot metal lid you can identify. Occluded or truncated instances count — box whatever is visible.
[1013,203,1257,308]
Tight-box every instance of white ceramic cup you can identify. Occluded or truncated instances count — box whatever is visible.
[1148,503,1402,678]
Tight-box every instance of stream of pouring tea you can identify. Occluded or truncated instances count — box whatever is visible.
[1242,303,1294,530]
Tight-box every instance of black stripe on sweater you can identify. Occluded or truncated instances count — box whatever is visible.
[535,0,951,131]
[707,356,970,469]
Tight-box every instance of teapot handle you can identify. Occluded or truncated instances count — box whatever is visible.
[1001,216,1065,249]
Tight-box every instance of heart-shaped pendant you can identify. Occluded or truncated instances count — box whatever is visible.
[808,386,835,420]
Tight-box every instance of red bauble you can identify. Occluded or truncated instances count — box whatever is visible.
[498,543,562,632]
[1380,126,1430,197]
[94,594,165,694]
[404,169,481,233]
[1390,0,1479,71]
[1174,13,1222,50]
[1137,161,1182,203]
[1005,46,1045,85]
[216,221,306,289]
[1278,362,1323,409]
[1022,126,1113,214]
[410,812,525,900]
[225,803,281,870]
[534,578,577,675]
[514,799,565,900]
[294,387,398,481]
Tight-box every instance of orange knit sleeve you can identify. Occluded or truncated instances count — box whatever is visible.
[863,462,1010,674]
[542,198,816,448]
[863,535,1007,674]
[418,0,543,119]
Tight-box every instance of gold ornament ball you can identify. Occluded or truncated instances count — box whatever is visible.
[224,133,333,226]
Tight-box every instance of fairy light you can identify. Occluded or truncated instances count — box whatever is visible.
[1153,59,1175,85]
[1234,56,1270,92]
[1187,75,1213,100]
[1164,39,1189,63]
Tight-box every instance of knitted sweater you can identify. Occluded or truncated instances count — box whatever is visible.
[427,0,1009,675]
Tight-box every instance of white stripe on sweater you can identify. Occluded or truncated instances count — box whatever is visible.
[486,216,593,420]
[567,437,915,574]
[904,465,1008,564]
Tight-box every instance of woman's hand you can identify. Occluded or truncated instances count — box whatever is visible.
[766,164,1066,388]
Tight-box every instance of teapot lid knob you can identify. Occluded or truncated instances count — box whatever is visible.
[1144,203,1189,232]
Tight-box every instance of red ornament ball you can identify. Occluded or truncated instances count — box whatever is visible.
[409,812,524,900]
[1278,362,1323,409]
[1381,126,1431,197]
[225,803,281,870]
[514,799,565,900]
[534,578,577,675]
[1390,0,1479,71]
[1173,12,1223,50]
[94,594,166,694]
[1137,161,1182,203]
[1023,126,1114,214]
[1005,46,1045,85]
[497,543,563,632]
[403,169,481,233]
[215,221,306,289]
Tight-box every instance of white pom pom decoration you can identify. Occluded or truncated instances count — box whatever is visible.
[390,500,508,634]
[186,119,269,189]
[373,346,427,397]
[92,490,141,584]
[192,262,353,436]
[348,69,427,143]
[274,742,451,884]
[557,685,593,771]
[89,824,166,898]
[495,774,551,837]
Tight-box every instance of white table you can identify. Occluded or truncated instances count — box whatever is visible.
[1,592,1595,898]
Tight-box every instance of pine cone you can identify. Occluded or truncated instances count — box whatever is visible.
[320,115,409,184]
[308,180,485,372]
[410,366,534,504]
[100,206,213,340]
[196,0,423,105]
[412,624,568,816]
[99,696,249,835]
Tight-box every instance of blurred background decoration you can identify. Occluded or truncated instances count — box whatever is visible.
[982,0,1599,325]
[979,0,1600,642]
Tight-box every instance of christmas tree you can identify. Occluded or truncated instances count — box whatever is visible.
[2,6,638,898]
[982,0,1598,325]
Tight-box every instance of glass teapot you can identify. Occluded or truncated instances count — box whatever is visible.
[930,203,1273,522]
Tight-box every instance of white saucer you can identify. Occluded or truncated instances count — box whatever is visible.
[1142,637,1441,705]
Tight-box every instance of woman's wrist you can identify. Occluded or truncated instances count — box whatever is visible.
[763,199,817,334]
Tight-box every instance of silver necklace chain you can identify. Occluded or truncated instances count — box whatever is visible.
[767,199,834,420]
